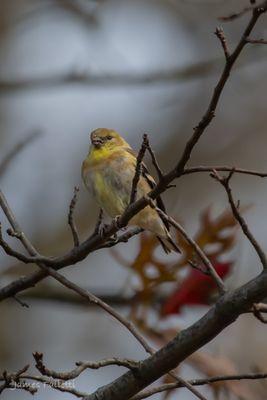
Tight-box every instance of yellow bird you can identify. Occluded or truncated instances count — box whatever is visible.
[82,128,180,253]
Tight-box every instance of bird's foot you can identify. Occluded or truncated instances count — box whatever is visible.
[112,215,121,230]
[99,223,109,238]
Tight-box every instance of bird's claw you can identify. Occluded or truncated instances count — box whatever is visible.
[112,215,121,230]
[99,223,109,238]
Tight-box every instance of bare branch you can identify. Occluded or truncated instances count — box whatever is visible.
[0,365,37,396]
[218,4,258,21]
[0,198,206,400]
[85,271,267,400]
[175,1,267,175]
[183,165,267,178]
[211,170,267,269]
[68,186,80,247]
[246,38,267,44]
[153,204,226,294]
[0,130,41,179]
[33,352,140,380]
[132,372,267,400]
[215,27,230,60]
[129,134,148,205]
[145,136,164,181]
[0,59,235,93]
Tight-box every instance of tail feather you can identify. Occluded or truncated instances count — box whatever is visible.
[157,234,181,254]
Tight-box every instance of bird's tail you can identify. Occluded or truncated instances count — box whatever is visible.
[157,232,181,254]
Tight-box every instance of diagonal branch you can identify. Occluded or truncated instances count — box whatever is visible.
[129,134,148,205]
[152,204,226,294]
[132,372,267,400]
[85,270,267,400]
[68,186,80,247]
[211,169,267,269]
[0,130,42,179]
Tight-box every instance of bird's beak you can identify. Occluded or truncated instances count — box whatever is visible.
[91,136,103,148]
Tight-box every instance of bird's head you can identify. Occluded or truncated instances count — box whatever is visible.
[90,128,128,151]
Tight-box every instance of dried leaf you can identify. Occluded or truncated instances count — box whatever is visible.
[176,207,242,269]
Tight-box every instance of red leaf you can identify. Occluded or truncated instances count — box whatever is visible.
[161,261,232,316]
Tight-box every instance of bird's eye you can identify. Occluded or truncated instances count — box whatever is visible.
[107,135,113,140]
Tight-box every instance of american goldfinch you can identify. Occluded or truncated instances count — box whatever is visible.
[82,128,180,253]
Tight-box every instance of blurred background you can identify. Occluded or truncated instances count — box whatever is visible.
[0,0,266,399]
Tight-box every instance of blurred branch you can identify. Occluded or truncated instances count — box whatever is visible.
[0,52,266,93]
[246,38,267,44]
[0,130,41,179]
[16,0,99,29]
[20,288,138,307]
[218,3,259,21]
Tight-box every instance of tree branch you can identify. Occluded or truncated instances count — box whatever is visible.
[85,270,267,400]
[68,186,80,247]
[211,170,267,269]
[33,352,140,380]
[183,165,267,177]
[152,203,226,294]
[132,372,267,400]
[0,130,42,179]
[129,134,148,205]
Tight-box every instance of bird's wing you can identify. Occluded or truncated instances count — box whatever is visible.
[125,147,170,230]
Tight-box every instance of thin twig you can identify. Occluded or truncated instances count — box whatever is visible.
[211,170,267,270]
[12,294,29,308]
[152,204,226,294]
[215,27,230,60]
[175,1,267,175]
[246,38,267,44]
[0,365,36,396]
[218,4,257,21]
[68,186,80,247]
[132,372,267,400]
[145,136,164,180]
[129,134,148,205]
[33,352,140,380]
[183,165,267,178]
